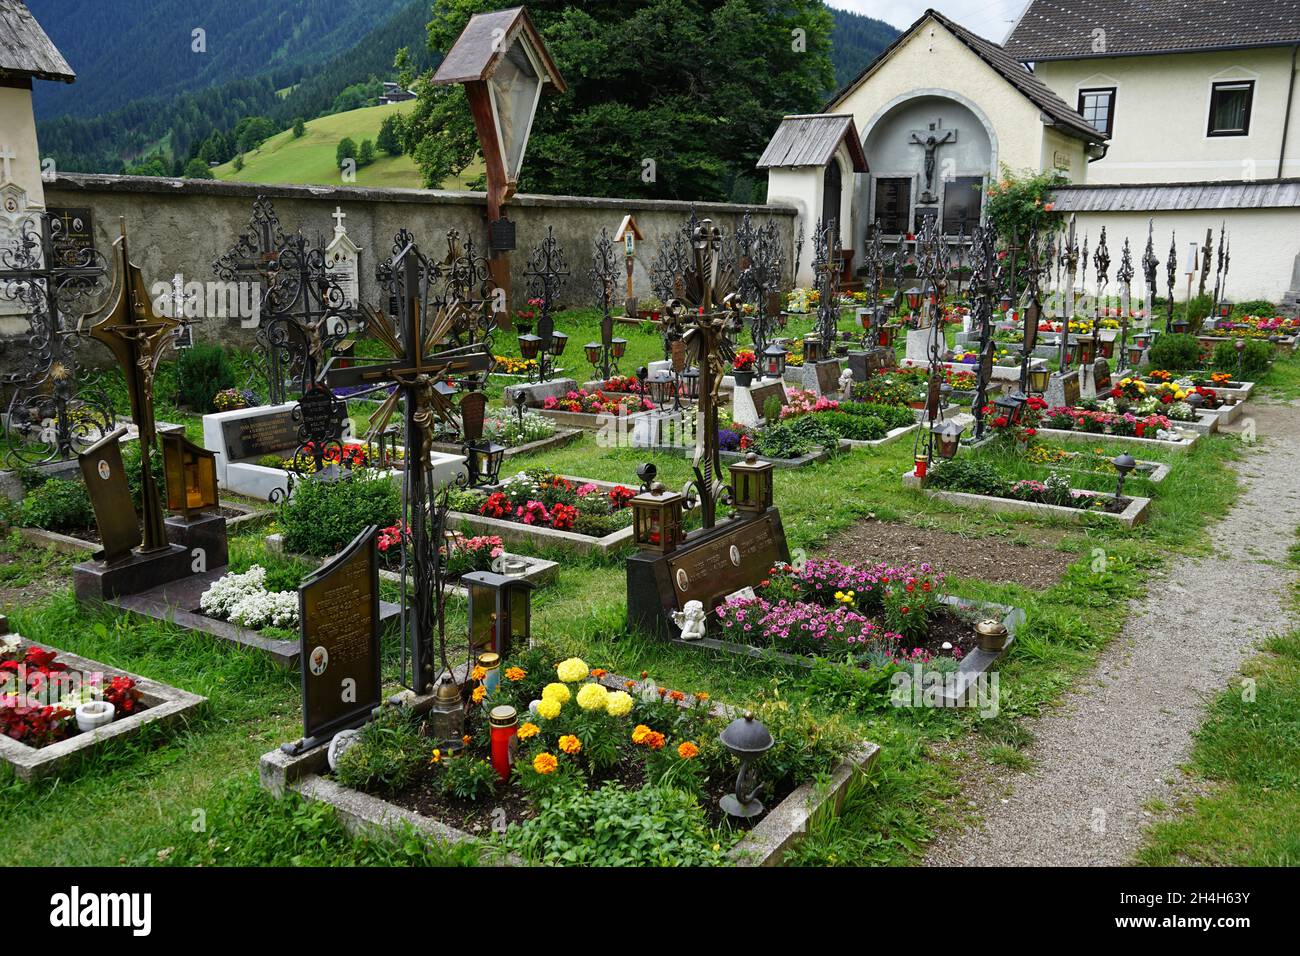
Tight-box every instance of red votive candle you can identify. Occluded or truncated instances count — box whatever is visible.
[489,705,518,780]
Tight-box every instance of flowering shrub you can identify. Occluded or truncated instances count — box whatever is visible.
[200,565,299,630]
[442,533,504,578]
[213,387,257,412]
[733,349,757,372]
[780,388,839,419]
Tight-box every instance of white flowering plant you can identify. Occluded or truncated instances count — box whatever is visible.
[200,565,299,630]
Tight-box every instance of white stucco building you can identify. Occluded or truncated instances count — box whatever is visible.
[759,9,1107,286]
[1005,0,1300,306]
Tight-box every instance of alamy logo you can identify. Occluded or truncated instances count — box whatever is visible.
[49,886,152,936]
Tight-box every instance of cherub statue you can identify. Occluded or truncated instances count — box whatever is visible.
[838,367,854,401]
[670,599,707,641]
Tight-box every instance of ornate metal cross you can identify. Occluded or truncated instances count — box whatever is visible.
[520,225,569,383]
[812,217,843,352]
[734,212,784,357]
[83,220,179,554]
[588,227,623,380]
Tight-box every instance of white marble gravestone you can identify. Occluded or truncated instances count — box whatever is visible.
[325,207,362,312]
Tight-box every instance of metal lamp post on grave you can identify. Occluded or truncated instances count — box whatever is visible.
[432,5,566,331]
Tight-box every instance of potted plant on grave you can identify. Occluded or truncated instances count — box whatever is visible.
[732,349,758,387]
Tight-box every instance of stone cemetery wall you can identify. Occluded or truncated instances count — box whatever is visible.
[7,173,797,374]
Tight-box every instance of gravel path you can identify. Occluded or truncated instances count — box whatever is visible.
[923,402,1300,867]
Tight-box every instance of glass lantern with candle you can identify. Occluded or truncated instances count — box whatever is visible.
[729,452,774,514]
[630,482,685,553]
[463,571,535,658]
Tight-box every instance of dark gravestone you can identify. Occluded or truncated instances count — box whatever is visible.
[1093,358,1112,394]
[295,386,347,452]
[47,207,95,269]
[1046,369,1081,409]
[221,407,301,461]
[297,525,381,744]
[815,360,842,397]
[748,381,786,423]
[78,428,140,563]
[460,391,488,442]
[627,509,791,639]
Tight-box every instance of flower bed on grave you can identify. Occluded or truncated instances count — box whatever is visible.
[537,388,655,431]
[768,390,919,447]
[853,366,978,409]
[198,565,301,647]
[1025,443,1169,483]
[925,459,1139,518]
[1,637,148,748]
[322,649,861,865]
[450,471,638,537]
[1199,315,1299,340]
[1038,400,1189,441]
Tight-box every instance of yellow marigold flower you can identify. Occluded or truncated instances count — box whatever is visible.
[429,748,442,765]
[542,682,571,704]
[471,685,486,704]
[537,698,562,720]
[631,724,652,745]
[558,734,582,755]
[606,690,634,717]
[576,681,609,712]
[694,692,709,703]
[533,752,558,775]
[517,722,540,740]
[471,665,487,682]
[678,741,699,760]
[556,657,589,683]
[505,667,526,682]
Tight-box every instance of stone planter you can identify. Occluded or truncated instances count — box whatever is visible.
[838,422,921,450]
[902,470,1151,528]
[536,407,651,432]
[0,636,206,782]
[429,427,582,462]
[259,679,881,867]
[1034,426,1198,452]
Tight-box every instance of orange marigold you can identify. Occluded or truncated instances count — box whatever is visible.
[678,741,699,759]
[517,722,540,740]
[470,665,487,682]
[558,734,582,755]
[462,734,472,746]
[631,724,653,745]
[590,668,608,678]
[505,667,526,682]
[533,752,558,775]
[645,731,666,750]
[694,691,709,702]
[471,685,487,704]
[668,690,686,702]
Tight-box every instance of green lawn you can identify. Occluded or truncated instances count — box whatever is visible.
[1,314,1294,867]
[211,102,483,191]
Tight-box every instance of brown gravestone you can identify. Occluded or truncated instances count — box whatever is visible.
[815,360,841,396]
[1093,358,1112,394]
[460,391,488,443]
[298,525,381,742]
[749,381,786,423]
[78,428,140,564]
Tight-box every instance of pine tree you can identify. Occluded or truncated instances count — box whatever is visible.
[292,117,306,138]
[376,114,403,156]
[358,139,376,167]
[336,137,358,168]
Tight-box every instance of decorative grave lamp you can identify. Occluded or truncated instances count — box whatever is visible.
[1235,337,1246,378]
[936,420,963,460]
[630,480,685,554]
[1112,452,1137,500]
[975,618,1009,653]
[584,341,602,366]
[429,674,467,752]
[465,440,506,487]
[999,292,1013,314]
[904,286,923,318]
[680,367,700,402]
[1127,342,1146,367]
[762,342,788,379]
[994,391,1027,426]
[729,452,774,514]
[1185,391,1205,415]
[463,571,535,658]
[518,333,542,361]
[550,331,569,358]
[803,333,823,364]
[718,712,775,820]
[161,431,220,521]
[1028,364,1051,395]
[647,371,675,409]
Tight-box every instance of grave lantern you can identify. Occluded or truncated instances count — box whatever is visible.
[584,341,601,365]
[878,324,895,348]
[518,333,542,360]
[936,420,962,459]
[904,287,923,312]
[999,292,1013,313]
[161,431,220,520]
[994,391,1026,426]
[718,711,775,820]
[465,440,506,487]
[762,343,788,379]
[611,337,627,359]
[429,675,467,752]
[550,331,569,356]
[647,372,674,408]
[680,367,700,401]
[1127,342,1145,367]
[1185,391,1205,413]
[803,334,823,364]
[729,451,774,514]
[463,570,535,658]
[630,481,685,553]
[1028,365,1050,394]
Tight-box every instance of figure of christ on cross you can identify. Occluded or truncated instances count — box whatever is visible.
[323,239,491,693]
[909,121,957,199]
[82,219,179,553]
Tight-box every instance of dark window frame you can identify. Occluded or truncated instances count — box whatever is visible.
[1207,80,1254,136]
[873,176,912,236]
[1076,86,1117,136]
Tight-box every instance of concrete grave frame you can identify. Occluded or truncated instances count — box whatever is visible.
[902,470,1152,528]
[0,637,206,783]
[428,426,582,462]
[1034,426,1198,452]
[258,676,881,867]
[17,501,261,556]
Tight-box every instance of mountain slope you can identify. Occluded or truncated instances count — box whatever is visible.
[28,0,409,120]
[827,6,898,92]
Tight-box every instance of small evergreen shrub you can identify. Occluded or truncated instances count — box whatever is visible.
[1146,333,1202,371]
[1212,339,1272,377]
[177,344,237,412]
[278,469,401,556]
[19,478,94,531]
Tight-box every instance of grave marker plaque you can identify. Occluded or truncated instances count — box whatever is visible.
[221,408,301,461]
[748,381,786,423]
[1093,358,1112,394]
[815,360,842,397]
[47,208,95,269]
[298,525,381,742]
[78,428,140,563]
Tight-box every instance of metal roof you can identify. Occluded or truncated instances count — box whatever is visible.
[1006,0,1300,61]
[756,114,869,171]
[827,9,1104,144]
[1049,178,1300,212]
[432,6,565,92]
[0,0,74,82]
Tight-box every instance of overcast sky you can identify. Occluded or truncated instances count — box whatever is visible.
[827,0,1031,43]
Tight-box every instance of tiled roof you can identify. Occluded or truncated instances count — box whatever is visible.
[756,114,869,170]
[1050,178,1300,211]
[0,0,74,82]
[829,9,1105,144]
[1006,0,1300,60]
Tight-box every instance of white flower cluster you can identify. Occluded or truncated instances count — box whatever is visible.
[200,565,299,630]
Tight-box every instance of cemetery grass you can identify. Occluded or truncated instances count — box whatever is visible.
[0,336,1286,867]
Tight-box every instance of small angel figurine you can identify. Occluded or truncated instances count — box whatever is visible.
[838,367,854,401]
[670,600,707,641]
